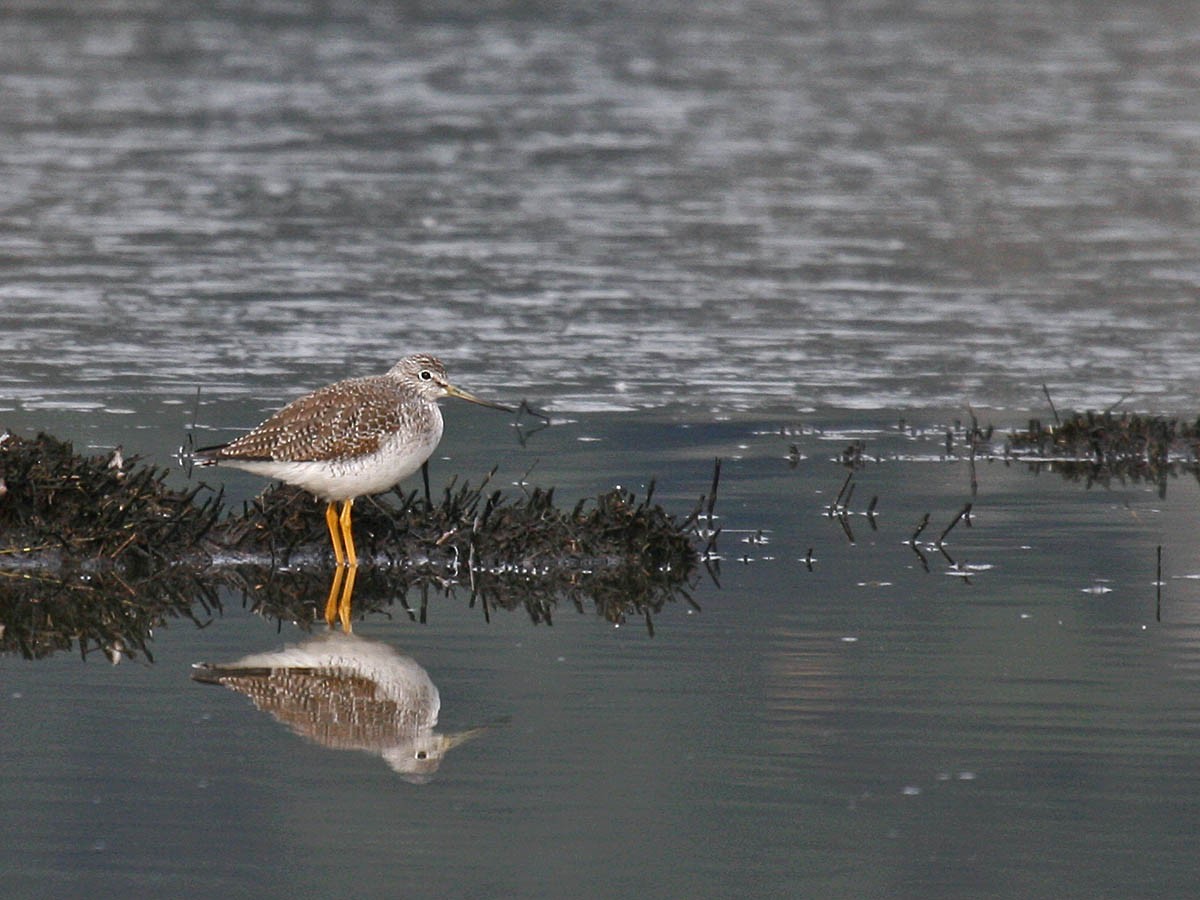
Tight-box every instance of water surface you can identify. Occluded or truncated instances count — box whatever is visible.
[3,0,1200,416]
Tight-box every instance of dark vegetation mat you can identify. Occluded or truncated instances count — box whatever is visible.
[0,431,710,659]
[9,407,1194,660]
[1006,410,1200,491]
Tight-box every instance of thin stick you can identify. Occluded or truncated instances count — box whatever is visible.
[516,398,551,424]
[910,512,930,544]
[515,458,540,496]
[967,404,979,496]
[832,472,852,512]
[837,514,855,544]
[189,385,202,434]
[1042,384,1061,426]
[705,458,722,531]
[909,540,929,572]
[512,399,552,447]
[841,481,856,511]
[1156,544,1163,623]
[702,460,723,561]
[1103,392,1133,415]
[937,503,973,546]
[178,385,204,472]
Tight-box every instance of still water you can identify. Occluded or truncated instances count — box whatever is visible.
[3,0,1200,897]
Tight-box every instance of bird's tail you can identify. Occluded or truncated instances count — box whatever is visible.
[191,662,326,684]
[190,662,274,684]
[190,443,228,466]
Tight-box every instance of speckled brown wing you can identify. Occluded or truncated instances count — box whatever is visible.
[210,668,432,750]
[214,376,417,463]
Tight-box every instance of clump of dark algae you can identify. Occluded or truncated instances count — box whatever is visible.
[1,432,710,659]
[0,432,225,660]
[1006,411,1200,493]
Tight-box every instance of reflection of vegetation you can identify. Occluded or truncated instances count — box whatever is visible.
[1,432,707,658]
[1007,411,1200,492]
[238,557,696,637]
[0,569,221,661]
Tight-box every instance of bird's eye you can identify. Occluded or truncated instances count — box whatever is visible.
[418,370,433,381]
[415,750,428,760]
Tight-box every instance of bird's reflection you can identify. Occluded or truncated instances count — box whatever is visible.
[193,631,483,782]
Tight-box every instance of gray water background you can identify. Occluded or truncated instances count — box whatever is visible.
[3,1,1200,897]
[4,0,1200,417]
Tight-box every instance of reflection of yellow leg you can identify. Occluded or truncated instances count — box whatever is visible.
[325,502,345,567]
[324,565,345,626]
[340,498,357,567]
[322,564,357,631]
[337,564,357,632]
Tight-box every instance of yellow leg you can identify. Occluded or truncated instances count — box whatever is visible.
[339,498,358,568]
[325,502,345,567]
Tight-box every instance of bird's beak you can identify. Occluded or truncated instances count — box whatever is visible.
[439,726,490,750]
[444,383,517,413]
